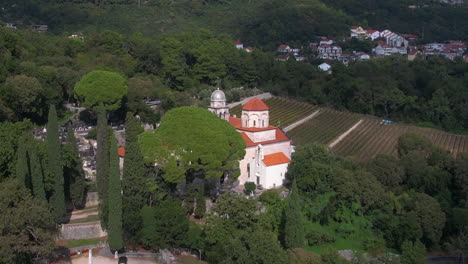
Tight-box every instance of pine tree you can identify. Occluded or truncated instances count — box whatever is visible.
[284,179,305,249]
[194,190,206,219]
[108,135,123,252]
[29,146,46,201]
[47,105,65,220]
[16,134,30,190]
[122,112,147,241]
[64,124,86,208]
[96,106,110,229]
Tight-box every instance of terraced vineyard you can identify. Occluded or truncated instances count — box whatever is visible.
[288,109,362,146]
[331,119,468,161]
[230,97,318,127]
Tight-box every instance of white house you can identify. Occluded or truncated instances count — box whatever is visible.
[244,46,253,53]
[380,30,408,47]
[355,52,370,60]
[277,45,291,53]
[319,39,334,46]
[350,26,366,38]
[365,30,380,40]
[318,44,342,60]
[234,40,244,49]
[318,63,332,72]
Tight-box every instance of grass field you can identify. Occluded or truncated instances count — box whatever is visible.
[331,119,468,161]
[288,109,361,146]
[230,97,318,127]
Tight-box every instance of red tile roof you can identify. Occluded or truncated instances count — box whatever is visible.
[278,44,289,49]
[229,117,242,127]
[366,30,378,34]
[234,40,242,45]
[239,128,290,147]
[242,98,269,111]
[118,147,125,157]
[263,152,291,166]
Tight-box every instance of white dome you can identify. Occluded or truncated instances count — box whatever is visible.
[211,89,226,102]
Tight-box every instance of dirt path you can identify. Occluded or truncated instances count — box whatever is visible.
[328,119,363,148]
[283,109,321,132]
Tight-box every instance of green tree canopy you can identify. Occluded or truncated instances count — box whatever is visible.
[139,107,245,183]
[74,70,128,111]
[0,179,56,263]
[141,198,189,249]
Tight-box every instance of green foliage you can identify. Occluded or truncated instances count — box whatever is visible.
[186,222,203,249]
[30,146,47,201]
[108,136,123,252]
[63,124,86,208]
[140,198,189,249]
[139,107,245,183]
[122,113,147,243]
[15,134,30,190]
[244,182,256,195]
[0,179,56,263]
[74,70,128,111]
[284,179,305,249]
[397,133,433,157]
[400,240,426,264]
[288,248,322,264]
[0,75,48,122]
[0,120,33,180]
[194,191,206,219]
[222,230,288,264]
[203,193,277,263]
[46,105,65,220]
[96,107,110,229]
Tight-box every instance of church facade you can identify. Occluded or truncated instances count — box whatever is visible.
[208,89,292,189]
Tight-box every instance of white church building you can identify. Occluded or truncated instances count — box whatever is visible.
[208,89,292,189]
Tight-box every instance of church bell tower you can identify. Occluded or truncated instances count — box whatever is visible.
[208,88,230,120]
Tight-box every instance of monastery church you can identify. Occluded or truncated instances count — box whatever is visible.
[208,89,293,189]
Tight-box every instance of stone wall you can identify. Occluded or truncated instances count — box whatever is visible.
[60,221,107,240]
[85,192,99,207]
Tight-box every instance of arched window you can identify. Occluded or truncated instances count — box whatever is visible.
[262,120,265,127]
[253,120,256,127]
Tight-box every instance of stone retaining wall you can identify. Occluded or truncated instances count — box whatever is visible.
[60,221,107,240]
[85,192,99,207]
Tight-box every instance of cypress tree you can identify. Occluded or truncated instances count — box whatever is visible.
[284,179,305,249]
[96,106,110,228]
[16,134,30,190]
[30,146,46,201]
[122,113,146,241]
[47,105,65,220]
[64,124,86,208]
[108,135,123,252]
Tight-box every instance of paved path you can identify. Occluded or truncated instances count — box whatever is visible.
[283,109,321,132]
[227,93,272,108]
[70,254,159,264]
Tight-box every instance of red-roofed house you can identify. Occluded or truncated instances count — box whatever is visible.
[234,40,243,49]
[244,46,253,53]
[277,45,291,53]
[208,91,292,189]
[350,26,366,38]
[365,30,380,40]
[276,54,290,62]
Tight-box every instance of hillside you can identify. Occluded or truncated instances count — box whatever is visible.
[233,97,468,160]
[2,0,466,45]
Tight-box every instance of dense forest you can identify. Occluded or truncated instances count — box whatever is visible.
[0,27,467,131]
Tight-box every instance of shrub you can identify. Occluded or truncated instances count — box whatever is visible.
[244,182,256,195]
